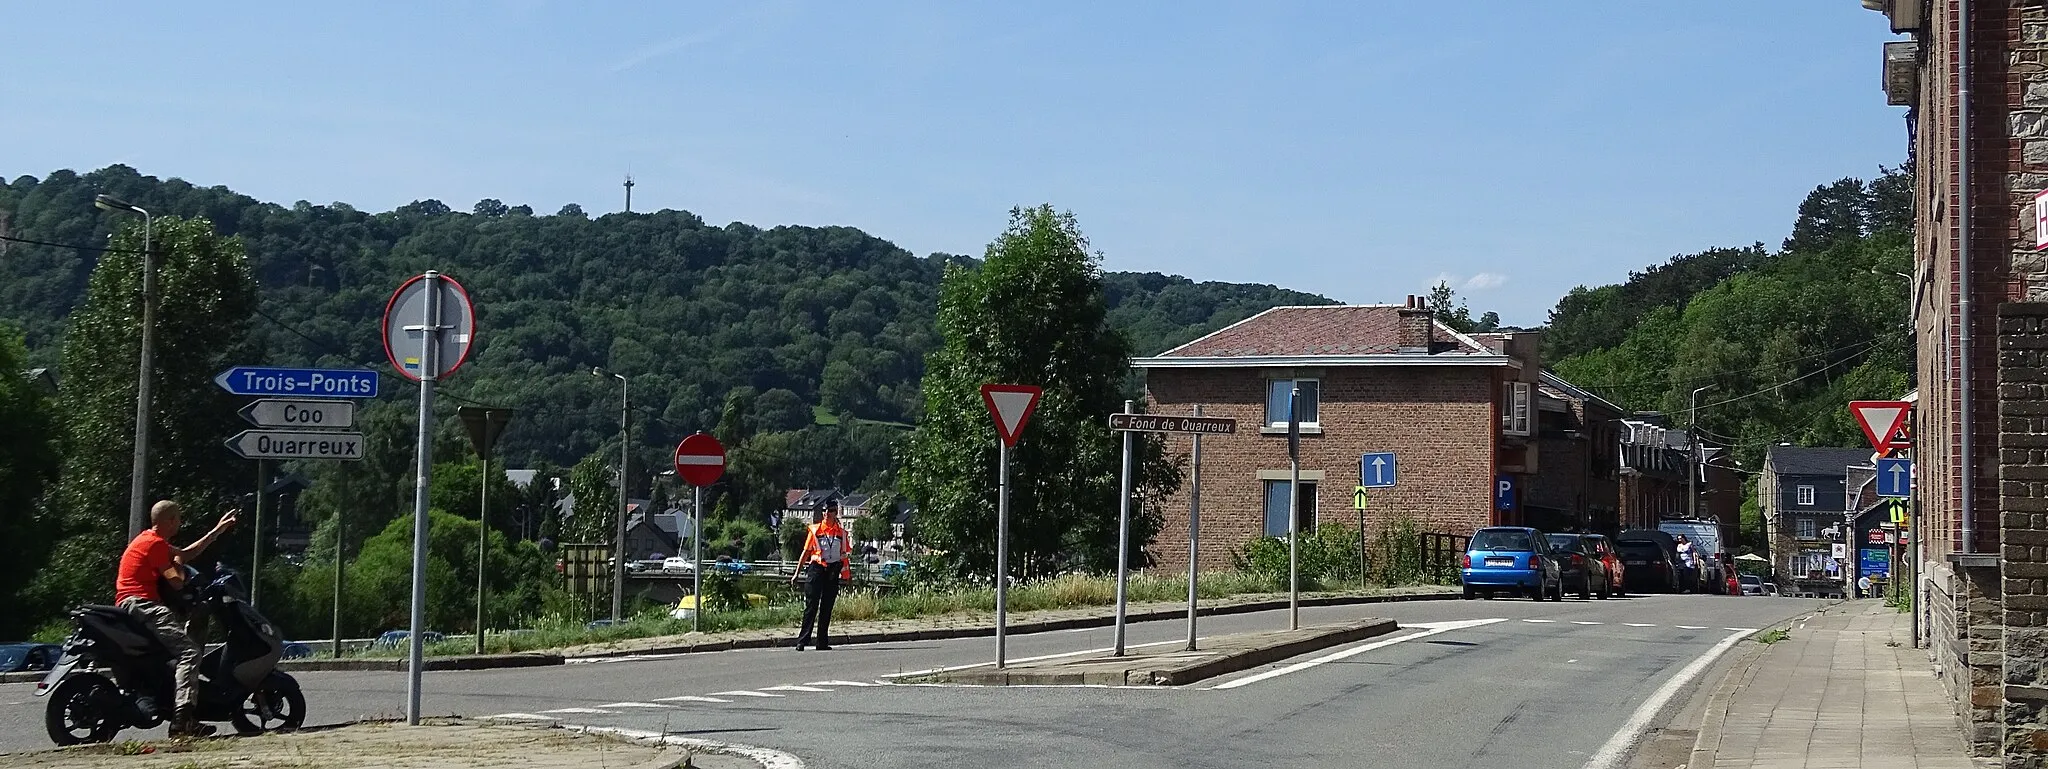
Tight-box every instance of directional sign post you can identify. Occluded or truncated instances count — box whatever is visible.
[457,406,513,655]
[1359,452,1397,489]
[982,384,1042,669]
[1876,457,1912,499]
[215,367,379,399]
[239,399,356,429]
[224,430,366,460]
[674,433,727,633]
[383,271,476,726]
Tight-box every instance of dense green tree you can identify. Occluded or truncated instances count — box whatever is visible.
[0,327,60,638]
[28,215,258,617]
[897,206,1181,577]
[563,452,616,544]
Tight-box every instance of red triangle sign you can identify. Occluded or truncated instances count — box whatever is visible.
[982,384,1043,447]
[1849,400,1911,453]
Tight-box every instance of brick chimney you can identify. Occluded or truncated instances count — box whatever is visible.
[1397,295,1434,353]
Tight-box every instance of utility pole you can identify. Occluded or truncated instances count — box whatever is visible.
[1689,385,1715,520]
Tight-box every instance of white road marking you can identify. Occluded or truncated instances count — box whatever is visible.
[1676,625,1708,630]
[1724,627,1757,632]
[709,690,784,698]
[540,707,615,714]
[761,685,831,692]
[480,713,556,721]
[1523,619,1557,623]
[1623,623,1655,627]
[886,638,1188,679]
[806,680,883,687]
[597,702,674,709]
[1571,621,1602,625]
[567,725,807,769]
[566,652,688,665]
[654,695,732,704]
[1065,628,1090,633]
[1210,618,1508,690]
[1581,629,1748,769]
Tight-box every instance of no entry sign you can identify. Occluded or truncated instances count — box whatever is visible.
[674,433,727,487]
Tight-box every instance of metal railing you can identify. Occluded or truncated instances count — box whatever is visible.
[1417,532,1470,585]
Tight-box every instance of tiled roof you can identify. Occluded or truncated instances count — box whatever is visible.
[1765,447,1874,477]
[1156,305,1492,358]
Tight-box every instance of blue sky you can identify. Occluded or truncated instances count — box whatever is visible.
[2,2,1906,326]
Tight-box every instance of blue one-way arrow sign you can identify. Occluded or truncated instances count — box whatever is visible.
[1876,457,1912,498]
[214,366,379,399]
[1360,452,1397,489]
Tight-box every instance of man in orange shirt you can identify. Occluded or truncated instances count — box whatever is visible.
[116,500,237,737]
[791,500,852,651]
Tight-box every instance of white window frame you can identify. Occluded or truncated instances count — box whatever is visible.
[1797,485,1816,506]
[1795,516,1818,539]
[1262,480,1318,537]
[1501,381,1532,436]
[1266,378,1321,429]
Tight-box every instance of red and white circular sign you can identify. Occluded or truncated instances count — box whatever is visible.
[673,433,726,487]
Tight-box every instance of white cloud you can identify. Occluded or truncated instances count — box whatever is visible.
[1462,272,1508,291]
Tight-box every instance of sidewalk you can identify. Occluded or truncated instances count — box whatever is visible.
[1689,601,1982,769]
[10,720,766,768]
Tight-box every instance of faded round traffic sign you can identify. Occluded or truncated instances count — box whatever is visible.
[673,433,726,487]
[382,273,476,382]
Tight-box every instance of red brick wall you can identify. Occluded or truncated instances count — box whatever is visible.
[1143,365,1498,572]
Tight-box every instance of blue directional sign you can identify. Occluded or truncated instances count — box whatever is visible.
[1875,457,1912,499]
[1359,452,1397,488]
[214,366,379,399]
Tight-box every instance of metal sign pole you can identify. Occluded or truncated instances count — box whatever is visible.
[1114,399,1134,657]
[693,485,704,633]
[475,455,489,655]
[1186,405,1202,652]
[1288,386,1301,631]
[332,508,344,658]
[405,271,442,726]
[612,382,628,624]
[251,459,265,609]
[995,438,1011,669]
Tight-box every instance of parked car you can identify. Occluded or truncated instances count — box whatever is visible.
[1545,533,1612,600]
[0,642,60,673]
[1459,526,1562,601]
[662,557,694,573]
[280,641,315,660]
[1658,519,1730,594]
[1738,574,1765,596]
[374,630,445,649]
[711,555,750,574]
[1582,534,1627,597]
[878,560,909,578]
[1614,537,1680,593]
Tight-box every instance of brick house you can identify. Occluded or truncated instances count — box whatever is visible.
[1133,297,1593,572]
[1864,0,2048,755]
[1520,373,1625,534]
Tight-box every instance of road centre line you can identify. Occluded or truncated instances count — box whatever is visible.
[1581,629,1749,769]
[1523,619,1557,623]
[540,707,614,714]
[1623,623,1655,627]
[1572,621,1603,625]
[1209,618,1508,690]
[1676,625,1708,630]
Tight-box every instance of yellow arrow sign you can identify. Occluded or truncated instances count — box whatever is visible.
[1353,486,1369,510]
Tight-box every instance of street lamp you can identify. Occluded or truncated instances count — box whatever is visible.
[593,367,628,623]
[1689,385,1715,521]
[95,194,155,542]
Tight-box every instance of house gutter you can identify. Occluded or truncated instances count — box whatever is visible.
[1958,0,1975,554]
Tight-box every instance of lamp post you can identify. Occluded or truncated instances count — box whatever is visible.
[593,367,629,623]
[1688,385,1715,521]
[94,194,155,542]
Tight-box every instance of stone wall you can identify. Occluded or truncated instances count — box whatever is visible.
[2003,302,2048,761]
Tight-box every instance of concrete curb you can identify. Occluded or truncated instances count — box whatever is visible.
[934,617,1400,686]
[1683,605,1837,767]
[0,589,1460,681]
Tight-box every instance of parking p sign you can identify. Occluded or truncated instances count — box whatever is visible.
[1496,475,1516,511]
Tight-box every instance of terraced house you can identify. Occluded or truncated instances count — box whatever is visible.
[1132,297,1622,571]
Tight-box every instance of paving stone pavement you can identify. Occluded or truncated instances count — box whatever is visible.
[1690,601,1985,769]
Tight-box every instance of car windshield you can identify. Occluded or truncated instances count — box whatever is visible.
[1545,534,1580,552]
[1658,522,1724,555]
[1471,530,1534,552]
[0,646,24,670]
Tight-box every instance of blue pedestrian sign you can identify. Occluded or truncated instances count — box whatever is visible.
[1359,452,1397,488]
[214,366,379,399]
[1875,457,1912,499]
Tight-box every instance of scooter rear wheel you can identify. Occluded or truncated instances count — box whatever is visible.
[230,675,306,735]
[44,672,125,746]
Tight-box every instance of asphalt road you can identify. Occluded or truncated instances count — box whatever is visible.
[0,593,1823,767]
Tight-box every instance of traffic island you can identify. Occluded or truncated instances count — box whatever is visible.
[6,719,777,769]
[919,617,1398,687]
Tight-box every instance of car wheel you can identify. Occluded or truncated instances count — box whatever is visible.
[1579,576,1592,600]
[1549,578,1564,602]
[1529,585,1544,601]
[1462,586,1476,600]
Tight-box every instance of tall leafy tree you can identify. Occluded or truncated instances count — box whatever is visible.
[0,327,60,637]
[30,216,257,615]
[897,206,1180,576]
[563,452,616,544]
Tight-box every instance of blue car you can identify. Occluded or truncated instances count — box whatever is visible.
[1460,526,1562,601]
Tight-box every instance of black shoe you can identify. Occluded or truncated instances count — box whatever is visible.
[794,643,807,651]
[815,645,832,651]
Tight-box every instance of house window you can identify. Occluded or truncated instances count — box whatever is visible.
[1795,516,1818,539]
[1797,485,1816,506]
[1500,381,1531,436]
[1266,379,1320,428]
[1262,480,1318,537]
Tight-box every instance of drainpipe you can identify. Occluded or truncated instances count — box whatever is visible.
[1958,0,1975,555]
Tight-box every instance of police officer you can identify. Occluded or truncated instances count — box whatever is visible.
[791,500,852,650]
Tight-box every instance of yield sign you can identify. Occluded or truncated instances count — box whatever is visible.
[981,384,1043,447]
[1850,400,1911,452]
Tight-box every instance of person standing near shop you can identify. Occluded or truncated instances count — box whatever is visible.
[791,500,852,650]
